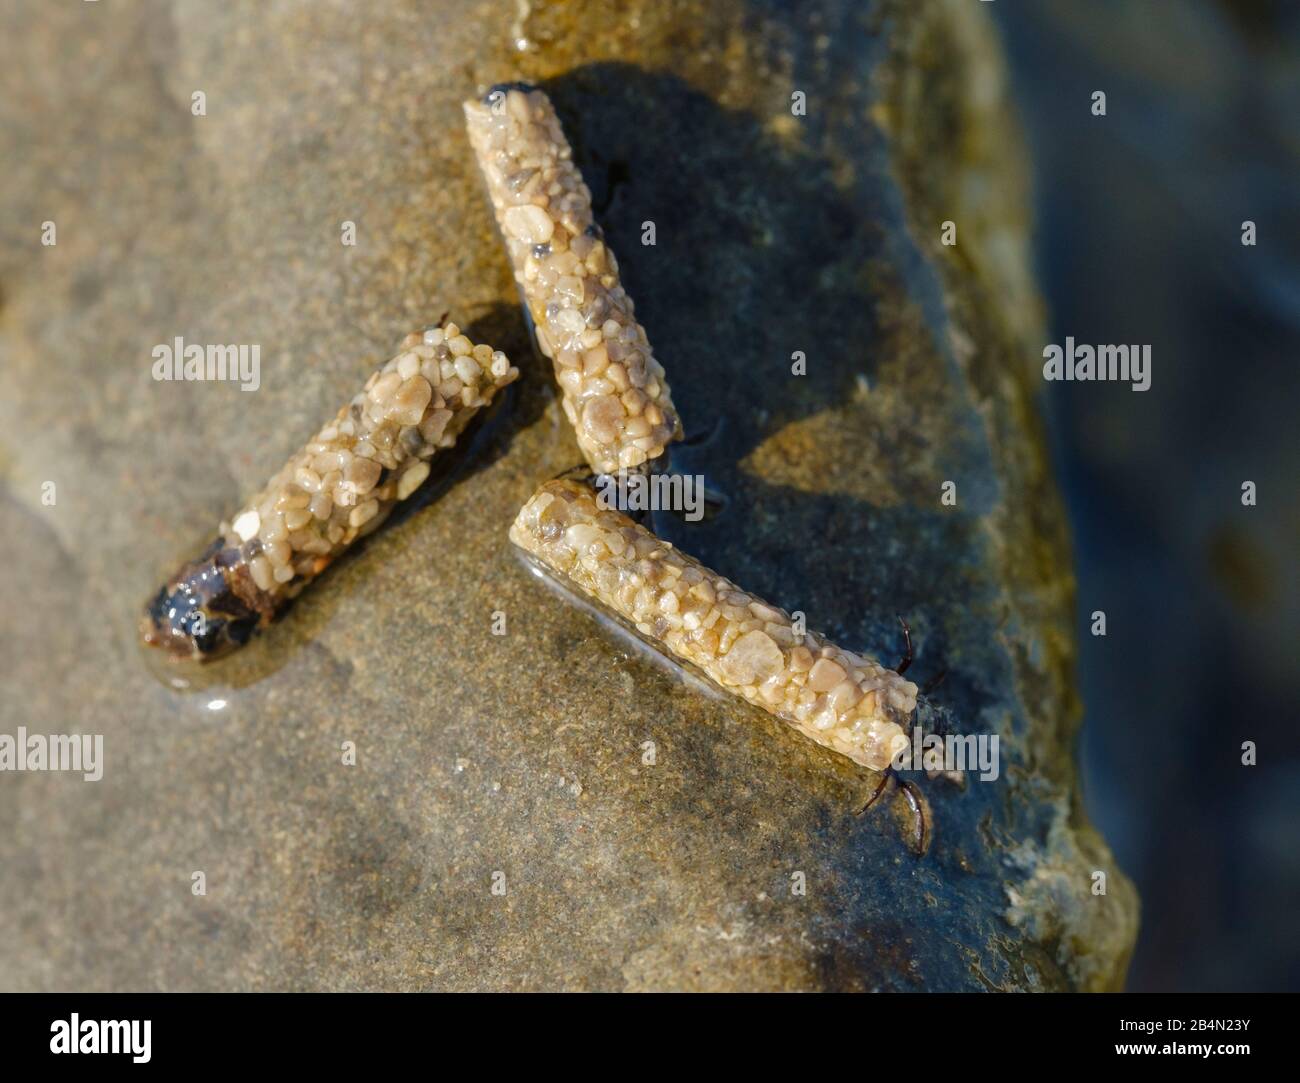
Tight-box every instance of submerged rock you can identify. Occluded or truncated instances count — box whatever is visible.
[0,0,1136,990]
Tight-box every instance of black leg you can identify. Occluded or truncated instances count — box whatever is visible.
[896,780,932,856]
[920,669,947,696]
[855,769,894,815]
[553,462,597,484]
[895,615,913,675]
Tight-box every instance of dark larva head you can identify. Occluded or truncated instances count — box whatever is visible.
[482,80,540,106]
[140,586,212,660]
[140,542,258,662]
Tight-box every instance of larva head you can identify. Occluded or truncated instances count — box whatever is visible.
[479,81,541,108]
[140,541,258,662]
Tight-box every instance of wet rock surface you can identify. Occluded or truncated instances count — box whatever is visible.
[0,0,1136,990]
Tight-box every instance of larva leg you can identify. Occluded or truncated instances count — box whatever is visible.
[141,324,518,662]
[510,480,920,772]
[676,414,724,450]
[464,85,683,475]
[551,461,601,485]
[896,616,951,698]
[856,770,894,816]
[895,614,914,675]
[894,780,932,857]
[853,771,932,856]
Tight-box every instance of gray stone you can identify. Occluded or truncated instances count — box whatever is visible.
[0,0,1137,990]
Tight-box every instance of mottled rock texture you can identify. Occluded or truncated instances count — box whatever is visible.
[0,0,1136,990]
